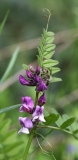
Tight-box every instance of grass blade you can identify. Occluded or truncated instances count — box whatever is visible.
[0,10,10,34]
[0,104,21,114]
[0,47,20,83]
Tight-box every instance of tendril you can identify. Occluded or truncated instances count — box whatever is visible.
[43,8,52,31]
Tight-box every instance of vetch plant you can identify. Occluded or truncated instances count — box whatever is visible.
[18,9,62,159]
[0,8,78,160]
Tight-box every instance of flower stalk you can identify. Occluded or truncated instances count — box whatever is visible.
[22,127,35,160]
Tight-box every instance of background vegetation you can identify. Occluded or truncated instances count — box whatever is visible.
[0,0,78,159]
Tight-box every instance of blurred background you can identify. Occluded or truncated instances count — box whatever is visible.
[0,0,78,160]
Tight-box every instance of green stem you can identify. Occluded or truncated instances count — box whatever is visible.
[37,125,73,136]
[22,128,35,160]
[34,91,39,108]
[22,91,38,160]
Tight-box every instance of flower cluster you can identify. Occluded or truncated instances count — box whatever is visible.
[18,95,46,134]
[19,65,51,92]
[18,65,50,134]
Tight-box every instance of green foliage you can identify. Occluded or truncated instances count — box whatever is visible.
[44,113,59,125]
[22,64,29,70]
[0,114,24,160]
[37,27,61,83]
[43,108,78,139]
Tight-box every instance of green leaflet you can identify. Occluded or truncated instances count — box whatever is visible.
[22,64,29,70]
[49,108,78,139]
[45,45,56,52]
[43,51,55,58]
[43,28,47,37]
[45,44,56,49]
[60,118,75,129]
[44,113,59,125]
[51,77,62,82]
[50,67,61,74]
[73,129,78,134]
[42,59,59,68]
[37,24,62,83]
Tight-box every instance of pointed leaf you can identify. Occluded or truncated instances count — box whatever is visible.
[73,129,78,134]
[51,67,61,74]
[60,117,75,129]
[22,64,29,70]
[74,133,78,139]
[42,59,59,68]
[44,113,59,125]
[51,77,62,82]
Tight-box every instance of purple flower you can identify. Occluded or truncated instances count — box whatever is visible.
[19,75,30,85]
[32,105,46,122]
[19,96,34,113]
[19,75,35,86]
[18,117,33,134]
[38,92,46,106]
[37,81,47,92]
[26,70,33,79]
[35,66,40,75]
[34,75,41,83]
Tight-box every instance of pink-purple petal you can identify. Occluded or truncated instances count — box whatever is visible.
[19,75,29,85]
[38,92,46,106]
[20,96,34,113]
[37,81,47,91]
